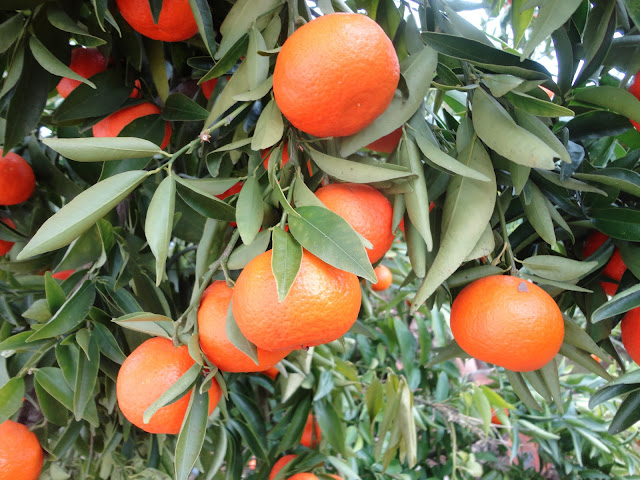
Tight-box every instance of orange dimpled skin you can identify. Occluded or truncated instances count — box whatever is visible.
[621,308,640,365]
[0,420,44,480]
[273,13,399,138]
[92,103,172,149]
[232,250,361,352]
[450,275,564,372]
[116,337,221,434]
[0,150,36,206]
[0,218,16,257]
[315,183,394,263]
[56,48,107,98]
[371,264,393,291]
[115,0,198,42]
[198,281,290,372]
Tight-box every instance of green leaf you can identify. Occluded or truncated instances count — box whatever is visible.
[271,229,302,302]
[43,137,163,162]
[146,38,169,103]
[623,0,640,29]
[340,45,438,156]
[522,181,556,245]
[175,381,209,480]
[34,367,99,426]
[29,36,96,89]
[572,86,640,125]
[0,15,24,54]
[18,170,148,259]
[143,364,200,425]
[411,120,496,311]
[288,206,376,282]
[592,283,640,323]
[44,271,67,313]
[73,333,99,421]
[504,90,574,117]
[520,0,582,60]
[609,390,640,435]
[472,88,557,169]
[236,176,264,245]
[514,111,572,164]
[505,370,541,411]
[414,130,490,181]
[34,379,68,426]
[0,377,24,423]
[482,74,524,97]
[521,255,598,281]
[200,34,248,84]
[188,0,217,58]
[52,69,132,123]
[590,208,640,241]
[399,137,432,250]
[307,147,414,183]
[251,98,284,150]
[421,32,552,80]
[315,400,346,455]
[27,282,96,341]
[246,26,269,91]
[112,312,173,339]
[511,0,534,48]
[563,317,609,361]
[574,168,640,198]
[215,0,283,60]
[175,177,236,222]
[225,301,259,365]
[163,93,210,121]
[145,177,176,285]
[227,229,271,270]
[46,6,106,46]
[559,344,612,381]
[92,323,126,364]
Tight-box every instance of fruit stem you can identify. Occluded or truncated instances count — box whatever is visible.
[495,192,516,275]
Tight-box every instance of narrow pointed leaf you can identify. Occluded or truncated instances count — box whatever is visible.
[236,176,264,245]
[225,301,259,365]
[29,36,96,89]
[73,333,99,420]
[145,177,176,285]
[43,137,163,162]
[143,364,200,425]
[272,228,302,302]
[175,381,210,480]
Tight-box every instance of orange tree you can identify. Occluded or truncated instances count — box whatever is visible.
[1,0,640,479]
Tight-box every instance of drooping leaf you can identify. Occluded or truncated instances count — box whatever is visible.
[145,176,176,285]
[271,228,302,302]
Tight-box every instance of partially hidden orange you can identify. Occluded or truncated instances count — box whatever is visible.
[269,454,297,480]
[116,337,221,434]
[315,183,394,263]
[629,72,640,131]
[366,128,402,153]
[371,264,393,291]
[450,275,564,372]
[0,420,44,480]
[232,249,361,352]
[273,13,399,138]
[198,281,290,372]
[583,231,627,296]
[115,0,198,42]
[0,150,36,206]
[92,102,171,149]
[0,218,16,257]
[300,413,321,448]
[621,307,640,365]
[56,48,107,98]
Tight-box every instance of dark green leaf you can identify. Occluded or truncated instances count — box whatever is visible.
[163,93,210,121]
[29,36,95,89]
[145,176,176,285]
[609,390,640,434]
[175,382,209,480]
[44,271,67,313]
[73,333,99,420]
[0,377,24,423]
[143,364,200,425]
[590,208,640,241]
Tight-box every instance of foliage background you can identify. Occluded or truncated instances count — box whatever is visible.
[2,0,640,479]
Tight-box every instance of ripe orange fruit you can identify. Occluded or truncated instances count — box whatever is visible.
[273,13,399,138]
[490,408,508,425]
[289,475,318,480]
[115,0,198,42]
[232,249,361,352]
[583,231,627,296]
[198,281,290,372]
[0,150,36,206]
[621,308,640,364]
[202,78,218,100]
[315,183,394,263]
[52,269,75,280]
[300,413,321,448]
[366,128,402,153]
[629,72,640,131]
[0,420,44,480]
[92,102,172,149]
[270,454,298,480]
[56,48,107,98]
[116,337,221,434]
[0,218,16,257]
[371,264,393,291]
[262,143,291,170]
[262,366,279,380]
[450,275,564,372]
